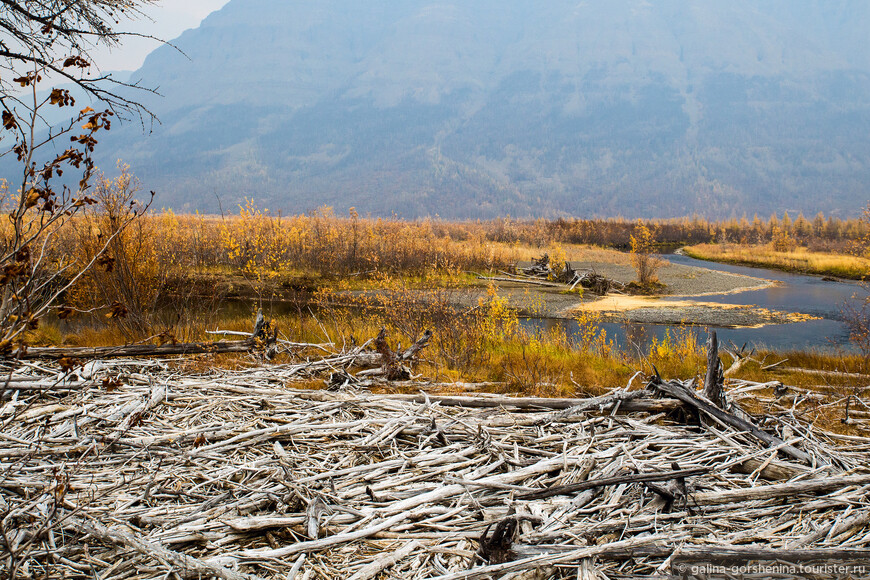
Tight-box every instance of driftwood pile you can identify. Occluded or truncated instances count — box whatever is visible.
[3,333,870,579]
[480,254,625,295]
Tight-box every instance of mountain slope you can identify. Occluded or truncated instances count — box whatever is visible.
[100,0,870,218]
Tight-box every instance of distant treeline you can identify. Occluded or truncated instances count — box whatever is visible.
[483,212,868,251]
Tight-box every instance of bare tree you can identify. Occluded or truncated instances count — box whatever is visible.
[0,1,159,116]
[0,1,157,351]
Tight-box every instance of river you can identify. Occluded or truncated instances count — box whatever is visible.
[528,254,865,353]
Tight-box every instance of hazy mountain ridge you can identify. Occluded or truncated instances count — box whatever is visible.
[98,0,870,218]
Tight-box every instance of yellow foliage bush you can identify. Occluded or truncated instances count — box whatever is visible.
[65,166,165,338]
[630,221,663,286]
[478,283,519,341]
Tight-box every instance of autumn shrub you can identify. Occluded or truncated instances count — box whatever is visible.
[647,326,704,377]
[161,212,225,271]
[66,167,163,339]
[221,199,294,302]
[314,276,502,376]
[214,204,520,284]
[61,207,867,295]
[771,224,797,252]
[629,221,663,287]
[844,204,870,357]
[499,341,569,393]
[852,204,870,262]
[574,310,613,358]
[843,288,870,358]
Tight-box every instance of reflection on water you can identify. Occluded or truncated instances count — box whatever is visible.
[522,317,853,355]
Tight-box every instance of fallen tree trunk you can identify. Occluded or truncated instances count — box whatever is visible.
[731,457,809,481]
[4,361,869,579]
[689,473,870,505]
[519,467,711,500]
[650,378,815,466]
[298,390,684,414]
[477,276,562,288]
[13,311,276,361]
[514,543,870,564]
[702,330,727,409]
[374,328,433,380]
[775,367,870,380]
[10,339,257,360]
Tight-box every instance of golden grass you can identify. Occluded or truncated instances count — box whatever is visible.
[715,349,870,435]
[684,243,870,279]
[14,196,867,439]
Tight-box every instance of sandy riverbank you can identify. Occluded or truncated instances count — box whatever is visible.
[476,259,805,328]
[575,295,818,327]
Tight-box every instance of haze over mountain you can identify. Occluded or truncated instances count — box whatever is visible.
[99,0,870,218]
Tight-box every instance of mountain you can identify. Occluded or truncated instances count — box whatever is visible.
[97,0,870,218]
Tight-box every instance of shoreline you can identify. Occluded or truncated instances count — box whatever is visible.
[566,295,819,328]
[478,259,800,328]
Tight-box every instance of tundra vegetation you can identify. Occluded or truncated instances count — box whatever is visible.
[12,195,865,413]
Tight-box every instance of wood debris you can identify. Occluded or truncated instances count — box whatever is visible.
[2,354,870,579]
[478,254,626,295]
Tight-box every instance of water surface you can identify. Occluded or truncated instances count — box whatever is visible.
[528,254,864,353]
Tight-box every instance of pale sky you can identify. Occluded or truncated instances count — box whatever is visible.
[91,1,232,72]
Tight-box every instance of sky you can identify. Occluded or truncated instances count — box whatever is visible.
[91,1,231,72]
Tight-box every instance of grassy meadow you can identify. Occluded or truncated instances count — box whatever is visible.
[684,243,870,279]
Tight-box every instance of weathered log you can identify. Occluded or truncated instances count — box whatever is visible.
[787,510,870,548]
[252,307,266,338]
[400,329,433,361]
[579,271,618,295]
[775,367,870,380]
[65,516,265,580]
[520,253,551,277]
[477,276,562,288]
[347,540,422,580]
[703,330,727,409]
[427,535,672,580]
[723,343,756,377]
[689,473,870,505]
[731,457,808,481]
[297,390,684,414]
[11,339,257,360]
[519,467,711,500]
[659,545,870,564]
[650,378,814,466]
[563,262,576,284]
[513,543,870,565]
[374,327,432,380]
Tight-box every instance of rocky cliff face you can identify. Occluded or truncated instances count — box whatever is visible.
[100,0,870,218]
